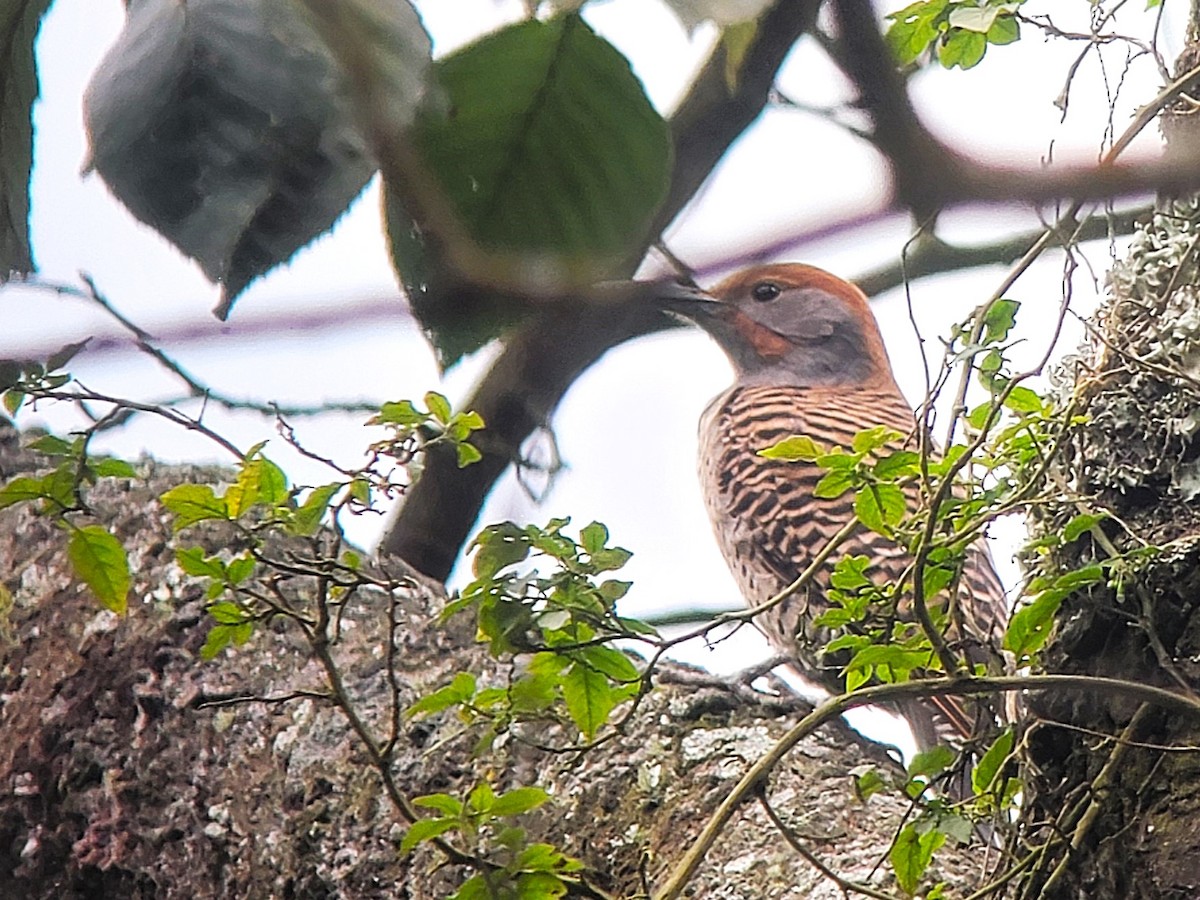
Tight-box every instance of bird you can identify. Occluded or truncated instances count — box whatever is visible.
[656,262,1010,759]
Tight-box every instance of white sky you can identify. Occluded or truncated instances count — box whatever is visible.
[1,0,1183,703]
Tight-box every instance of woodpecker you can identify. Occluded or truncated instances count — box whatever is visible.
[659,263,1009,753]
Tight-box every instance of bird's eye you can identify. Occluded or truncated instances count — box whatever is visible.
[751,282,781,302]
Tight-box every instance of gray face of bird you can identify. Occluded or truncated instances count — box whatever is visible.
[653,267,890,390]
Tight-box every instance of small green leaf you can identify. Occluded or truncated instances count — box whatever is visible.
[176,547,226,579]
[981,298,1020,343]
[987,14,1019,45]
[400,816,458,853]
[91,458,137,479]
[413,793,465,816]
[455,442,482,467]
[208,601,247,625]
[852,765,886,800]
[0,475,49,510]
[226,454,289,517]
[1003,589,1067,661]
[448,874,490,900]
[578,645,639,683]
[759,435,824,460]
[467,780,496,815]
[562,661,616,739]
[908,745,955,779]
[1062,512,1106,543]
[579,521,608,555]
[813,469,855,499]
[201,624,236,660]
[939,29,987,69]
[26,434,75,456]
[374,399,428,426]
[425,391,452,424]
[1003,385,1044,414]
[226,554,255,585]
[471,521,532,578]
[406,671,477,718]
[160,484,229,530]
[972,728,1014,796]
[68,525,130,614]
[891,822,945,894]
[292,482,341,536]
[491,786,550,817]
[874,450,920,480]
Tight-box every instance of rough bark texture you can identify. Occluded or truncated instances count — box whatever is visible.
[0,429,990,898]
[1021,192,1200,899]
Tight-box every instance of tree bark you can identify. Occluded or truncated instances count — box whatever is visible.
[0,431,988,898]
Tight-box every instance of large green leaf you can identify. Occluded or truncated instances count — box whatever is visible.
[390,14,672,366]
[0,0,52,280]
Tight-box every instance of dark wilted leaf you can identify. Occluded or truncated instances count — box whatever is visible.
[83,0,406,313]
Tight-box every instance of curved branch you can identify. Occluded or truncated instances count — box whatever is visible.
[653,673,1200,900]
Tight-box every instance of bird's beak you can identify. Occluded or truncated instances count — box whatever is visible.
[650,280,726,320]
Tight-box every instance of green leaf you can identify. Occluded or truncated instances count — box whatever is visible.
[579,521,609,555]
[471,522,531,579]
[374,399,428,426]
[208,601,247,625]
[813,469,856,499]
[26,434,75,456]
[514,842,582,874]
[201,623,237,660]
[0,474,48,510]
[176,546,226,579]
[855,483,906,534]
[91,458,137,479]
[406,671,477,718]
[981,298,1020,343]
[873,450,920,480]
[398,14,672,366]
[226,554,255,585]
[759,435,824,460]
[972,728,1014,796]
[226,454,288,518]
[455,442,482,467]
[987,14,1020,45]
[160,484,229,530]
[908,745,955,779]
[413,793,464,817]
[467,780,496,815]
[939,29,987,69]
[425,390,452,424]
[891,822,945,894]
[449,875,490,900]
[491,786,550,817]
[885,0,948,64]
[400,816,458,853]
[514,872,569,899]
[292,482,341,535]
[1003,385,1044,415]
[562,661,616,739]
[1003,589,1067,661]
[68,525,130,614]
[1062,512,1106,543]
[578,645,639,683]
[852,765,887,800]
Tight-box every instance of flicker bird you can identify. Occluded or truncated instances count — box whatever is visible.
[660,263,1009,754]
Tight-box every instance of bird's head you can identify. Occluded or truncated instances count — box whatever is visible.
[657,263,897,390]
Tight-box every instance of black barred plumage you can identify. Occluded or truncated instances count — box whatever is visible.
[660,263,1011,754]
